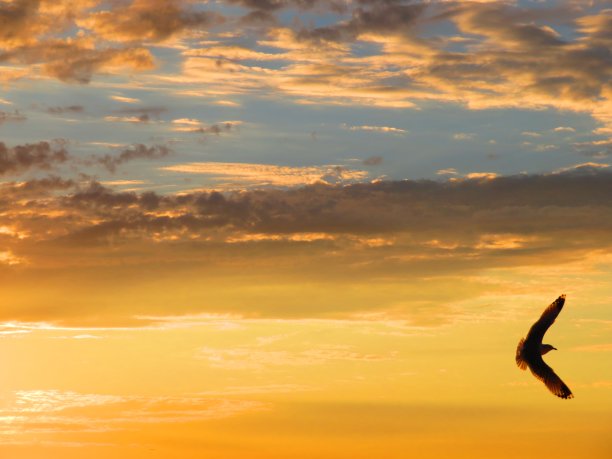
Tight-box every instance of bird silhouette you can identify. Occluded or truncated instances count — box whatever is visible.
[516,294,573,399]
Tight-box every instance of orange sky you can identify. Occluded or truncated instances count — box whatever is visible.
[1,0,612,457]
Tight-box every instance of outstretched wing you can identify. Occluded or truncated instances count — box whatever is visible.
[525,294,566,344]
[527,354,573,399]
[516,338,528,370]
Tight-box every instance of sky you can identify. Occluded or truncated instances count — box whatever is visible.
[1,0,611,457]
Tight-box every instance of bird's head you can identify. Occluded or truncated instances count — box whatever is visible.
[541,344,557,355]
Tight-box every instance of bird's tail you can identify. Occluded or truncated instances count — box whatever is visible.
[516,338,528,370]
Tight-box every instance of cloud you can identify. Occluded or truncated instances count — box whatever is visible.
[455,172,498,181]
[7,167,612,256]
[345,124,406,134]
[363,156,383,166]
[436,168,458,176]
[0,250,23,265]
[228,0,346,13]
[573,138,612,158]
[295,1,427,44]
[100,179,147,187]
[0,389,267,440]
[78,0,224,43]
[0,175,76,198]
[0,0,48,49]
[91,144,172,173]
[46,105,84,114]
[104,106,167,123]
[109,95,141,103]
[453,133,476,141]
[162,161,369,187]
[0,110,26,124]
[170,2,612,126]
[553,162,610,174]
[0,141,69,176]
[0,38,155,83]
[5,167,612,324]
[104,115,148,123]
[0,0,609,133]
[171,118,241,134]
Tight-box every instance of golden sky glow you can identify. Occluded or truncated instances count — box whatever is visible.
[1,0,612,457]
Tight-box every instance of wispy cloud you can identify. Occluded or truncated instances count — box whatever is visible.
[46,105,84,115]
[553,162,610,174]
[162,162,369,187]
[0,250,24,266]
[344,124,407,135]
[0,110,26,124]
[0,389,268,440]
[109,95,141,103]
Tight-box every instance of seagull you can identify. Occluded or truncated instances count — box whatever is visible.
[516,294,573,399]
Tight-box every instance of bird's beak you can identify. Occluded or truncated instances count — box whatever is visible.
[553,347,558,351]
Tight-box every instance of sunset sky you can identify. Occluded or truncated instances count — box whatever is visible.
[1,0,611,457]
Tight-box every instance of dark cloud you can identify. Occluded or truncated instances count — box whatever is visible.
[84,0,224,43]
[423,4,612,106]
[0,110,26,124]
[91,144,172,172]
[0,0,41,48]
[46,105,84,114]
[0,39,154,83]
[0,176,77,215]
[363,156,383,166]
[0,141,69,176]
[5,168,612,324]
[228,0,347,13]
[238,9,278,26]
[218,1,612,118]
[297,1,426,43]
[16,169,610,249]
[0,140,172,178]
[115,106,167,122]
[186,122,237,135]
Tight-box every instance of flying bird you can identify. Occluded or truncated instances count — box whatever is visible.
[516,294,574,399]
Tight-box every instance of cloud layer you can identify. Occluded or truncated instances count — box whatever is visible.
[0,1,610,131]
[3,158,612,323]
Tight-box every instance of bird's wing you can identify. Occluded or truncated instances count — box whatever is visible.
[527,354,573,399]
[515,338,528,370]
[525,294,566,344]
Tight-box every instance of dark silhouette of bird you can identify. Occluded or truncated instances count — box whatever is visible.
[516,294,573,399]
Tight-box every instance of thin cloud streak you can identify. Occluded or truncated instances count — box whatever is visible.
[162,161,369,187]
